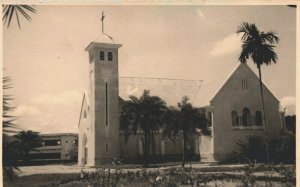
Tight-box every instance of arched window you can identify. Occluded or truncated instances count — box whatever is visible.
[242,107,252,126]
[108,52,113,61]
[100,51,105,60]
[255,111,263,126]
[231,111,239,126]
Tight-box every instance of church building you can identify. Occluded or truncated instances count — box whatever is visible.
[78,17,286,166]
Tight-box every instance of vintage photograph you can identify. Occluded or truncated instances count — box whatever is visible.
[2,3,297,186]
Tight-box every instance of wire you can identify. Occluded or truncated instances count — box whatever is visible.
[120,76,203,82]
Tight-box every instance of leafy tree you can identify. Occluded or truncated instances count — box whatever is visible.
[237,22,279,163]
[163,96,210,167]
[120,90,167,167]
[2,5,36,28]
[285,115,296,134]
[269,134,295,164]
[13,130,43,163]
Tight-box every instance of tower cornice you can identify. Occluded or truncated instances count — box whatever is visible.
[85,42,122,52]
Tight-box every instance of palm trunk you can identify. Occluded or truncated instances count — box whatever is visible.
[143,132,149,167]
[182,132,187,167]
[258,66,270,164]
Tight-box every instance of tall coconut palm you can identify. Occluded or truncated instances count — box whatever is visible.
[237,22,279,163]
[120,90,168,167]
[163,96,210,167]
[13,130,43,163]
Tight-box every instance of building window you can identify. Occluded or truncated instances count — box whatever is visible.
[242,80,248,90]
[255,111,263,126]
[106,143,108,152]
[207,111,212,128]
[90,71,94,82]
[242,107,252,126]
[106,82,108,126]
[84,110,87,119]
[138,139,143,155]
[161,140,165,155]
[100,51,105,60]
[231,111,239,126]
[108,52,113,61]
[44,140,61,146]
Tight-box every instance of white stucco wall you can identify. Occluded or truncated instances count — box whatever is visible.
[210,63,283,161]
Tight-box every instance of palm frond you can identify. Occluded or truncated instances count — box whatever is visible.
[261,31,279,44]
[237,22,279,67]
[2,5,36,28]
[3,76,18,133]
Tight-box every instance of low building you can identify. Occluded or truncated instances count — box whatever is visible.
[30,133,78,161]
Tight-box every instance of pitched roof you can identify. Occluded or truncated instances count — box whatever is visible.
[78,63,280,118]
[118,63,280,107]
[78,91,89,128]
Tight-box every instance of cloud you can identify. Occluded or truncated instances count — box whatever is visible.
[32,91,81,105]
[280,96,296,115]
[197,8,205,19]
[127,85,139,96]
[281,96,296,107]
[11,105,40,117]
[209,34,242,57]
[12,91,82,134]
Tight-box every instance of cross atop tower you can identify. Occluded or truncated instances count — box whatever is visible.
[101,11,105,33]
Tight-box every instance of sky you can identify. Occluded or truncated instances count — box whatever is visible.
[3,5,297,133]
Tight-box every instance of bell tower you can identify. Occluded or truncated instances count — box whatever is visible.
[85,12,122,165]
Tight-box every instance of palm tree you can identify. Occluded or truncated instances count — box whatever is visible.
[2,76,19,180]
[2,5,36,28]
[163,96,210,167]
[237,22,279,163]
[120,90,167,167]
[13,130,43,163]
[3,76,17,134]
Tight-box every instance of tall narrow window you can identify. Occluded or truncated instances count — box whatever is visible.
[138,139,143,155]
[90,71,94,82]
[106,82,108,126]
[108,52,113,61]
[242,80,248,90]
[207,111,212,128]
[242,107,252,126]
[255,111,263,126]
[161,140,165,155]
[231,111,239,126]
[84,110,87,119]
[100,51,105,60]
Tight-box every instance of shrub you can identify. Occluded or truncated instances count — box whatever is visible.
[232,134,295,164]
[235,135,267,163]
[269,134,295,164]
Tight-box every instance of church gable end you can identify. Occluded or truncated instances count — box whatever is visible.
[209,63,282,161]
[210,63,279,105]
